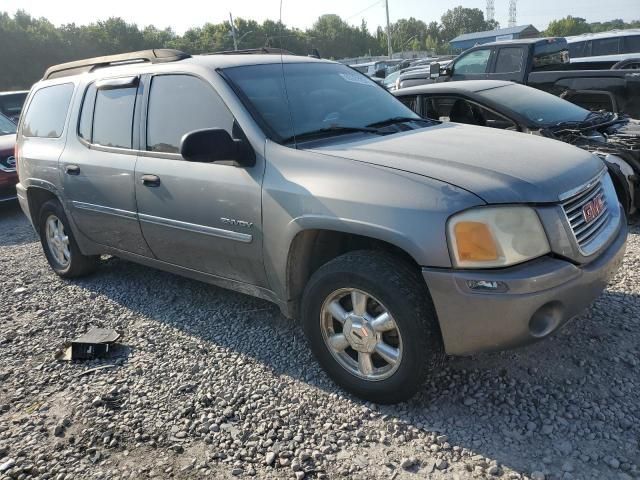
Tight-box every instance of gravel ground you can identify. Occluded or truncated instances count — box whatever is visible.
[0,201,639,480]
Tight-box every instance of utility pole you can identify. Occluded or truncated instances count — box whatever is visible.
[385,0,393,58]
[229,12,238,51]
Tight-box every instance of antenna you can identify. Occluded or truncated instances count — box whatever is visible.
[486,0,495,24]
[508,0,517,28]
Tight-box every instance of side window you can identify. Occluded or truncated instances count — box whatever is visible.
[453,49,491,74]
[473,104,517,130]
[92,87,137,149]
[22,83,74,138]
[78,84,97,142]
[624,35,640,54]
[146,75,234,154]
[592,38,620,56]
[568,41,588,58]
[495,48,524,73]
[429,96,516,130]
[398,95,418,113]
[421,97,443,120]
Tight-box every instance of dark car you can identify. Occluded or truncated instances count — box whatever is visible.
[0,112,17,202]
[0,91,29,123]
[395,80,640,216]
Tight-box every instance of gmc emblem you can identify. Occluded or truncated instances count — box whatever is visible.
[582,194,605,224]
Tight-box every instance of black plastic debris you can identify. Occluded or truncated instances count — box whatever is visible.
[56,328,121,361]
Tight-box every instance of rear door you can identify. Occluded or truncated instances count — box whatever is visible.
[490,46,527,82]
[134,73,266,286]
[450,48,493,81]
[61,77,152,256]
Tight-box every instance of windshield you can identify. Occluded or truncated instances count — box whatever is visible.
[478,84,590,126]
[223,62,419,143]
[0,113,16,135]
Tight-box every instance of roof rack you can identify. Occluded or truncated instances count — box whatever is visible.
[43,49,191,80]
[206,47,293,56]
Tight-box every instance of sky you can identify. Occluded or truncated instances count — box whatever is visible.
[4,0,639,34]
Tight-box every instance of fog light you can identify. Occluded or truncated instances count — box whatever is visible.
[466,280,508,292]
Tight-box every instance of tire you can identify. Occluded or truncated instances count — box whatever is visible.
[38,199,99,278]
[301,250,443,404]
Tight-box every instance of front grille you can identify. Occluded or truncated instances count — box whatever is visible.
[561,175,611,253]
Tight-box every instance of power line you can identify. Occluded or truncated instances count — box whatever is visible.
[345,0,384,22]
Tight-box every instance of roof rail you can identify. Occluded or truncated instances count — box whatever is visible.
[43,49,191,80]
[207,47,294,56]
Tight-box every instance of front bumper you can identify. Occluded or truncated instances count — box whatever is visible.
[423,215,627,356]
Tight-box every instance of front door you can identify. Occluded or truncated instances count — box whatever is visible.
[134,73,266,286]
[62,77,151,256]
[450,48,493,81]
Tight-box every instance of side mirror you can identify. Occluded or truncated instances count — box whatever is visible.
[180,128,255,167]
[374,68,387,79]
[430,62,441,78]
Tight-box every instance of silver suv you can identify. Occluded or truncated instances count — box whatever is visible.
[16,49,627,403]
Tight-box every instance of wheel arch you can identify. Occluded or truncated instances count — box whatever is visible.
[284,224,423,317]
[26,185,61,233]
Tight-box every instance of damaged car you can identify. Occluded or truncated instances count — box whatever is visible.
[395,80,640,216]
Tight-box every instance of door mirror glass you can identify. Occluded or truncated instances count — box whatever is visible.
[430,62,440,78]
[180,128,255,166]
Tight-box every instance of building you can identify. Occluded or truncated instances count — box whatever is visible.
[449,25,540,51]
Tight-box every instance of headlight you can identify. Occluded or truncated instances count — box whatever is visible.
[447,206,550,268]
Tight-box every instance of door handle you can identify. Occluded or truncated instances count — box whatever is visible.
[65,165,80,175]
[141,174,161,187]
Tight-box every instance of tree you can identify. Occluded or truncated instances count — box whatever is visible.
[545,16,591,36]
[440,7,493,42]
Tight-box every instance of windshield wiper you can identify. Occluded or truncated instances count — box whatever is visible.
[366,116,429,128]
[283,125,382,143]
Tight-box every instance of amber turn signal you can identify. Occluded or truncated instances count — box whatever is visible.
[453,221,499,262]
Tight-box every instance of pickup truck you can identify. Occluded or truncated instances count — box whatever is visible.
[432,38,640,119]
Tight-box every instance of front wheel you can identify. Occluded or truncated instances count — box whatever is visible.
[301,250,442,404]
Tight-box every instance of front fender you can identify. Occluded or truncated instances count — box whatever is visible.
[261,141,485,302]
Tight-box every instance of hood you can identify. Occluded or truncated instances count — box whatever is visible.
[0,134,16,154]
[307,123,604,204]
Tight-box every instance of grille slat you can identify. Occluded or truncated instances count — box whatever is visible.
[564,186,604,216]
[561,176,611,254]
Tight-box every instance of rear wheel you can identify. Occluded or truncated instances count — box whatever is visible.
[38,200,99,278]
[301,250,442,404]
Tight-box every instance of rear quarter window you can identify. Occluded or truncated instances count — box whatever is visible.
[22,83,74,138]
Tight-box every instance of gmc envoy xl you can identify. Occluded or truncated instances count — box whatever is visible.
[15,49,627,403]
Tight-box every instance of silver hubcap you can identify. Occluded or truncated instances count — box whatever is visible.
[320,288,403,381]
[45,215,71,267]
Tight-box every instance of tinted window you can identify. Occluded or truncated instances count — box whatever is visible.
[78,84,97,142]
[568,41,588,58]
[146,75,233,154]
[453,49,491,74]
[22,83,74,138]
[0,92,28,118]
[397,94,418,111]
[92,87,136,148]
[623,35,640,54]
[592,38,620,56]
[0,113,16,135]
[495,48,524,73]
